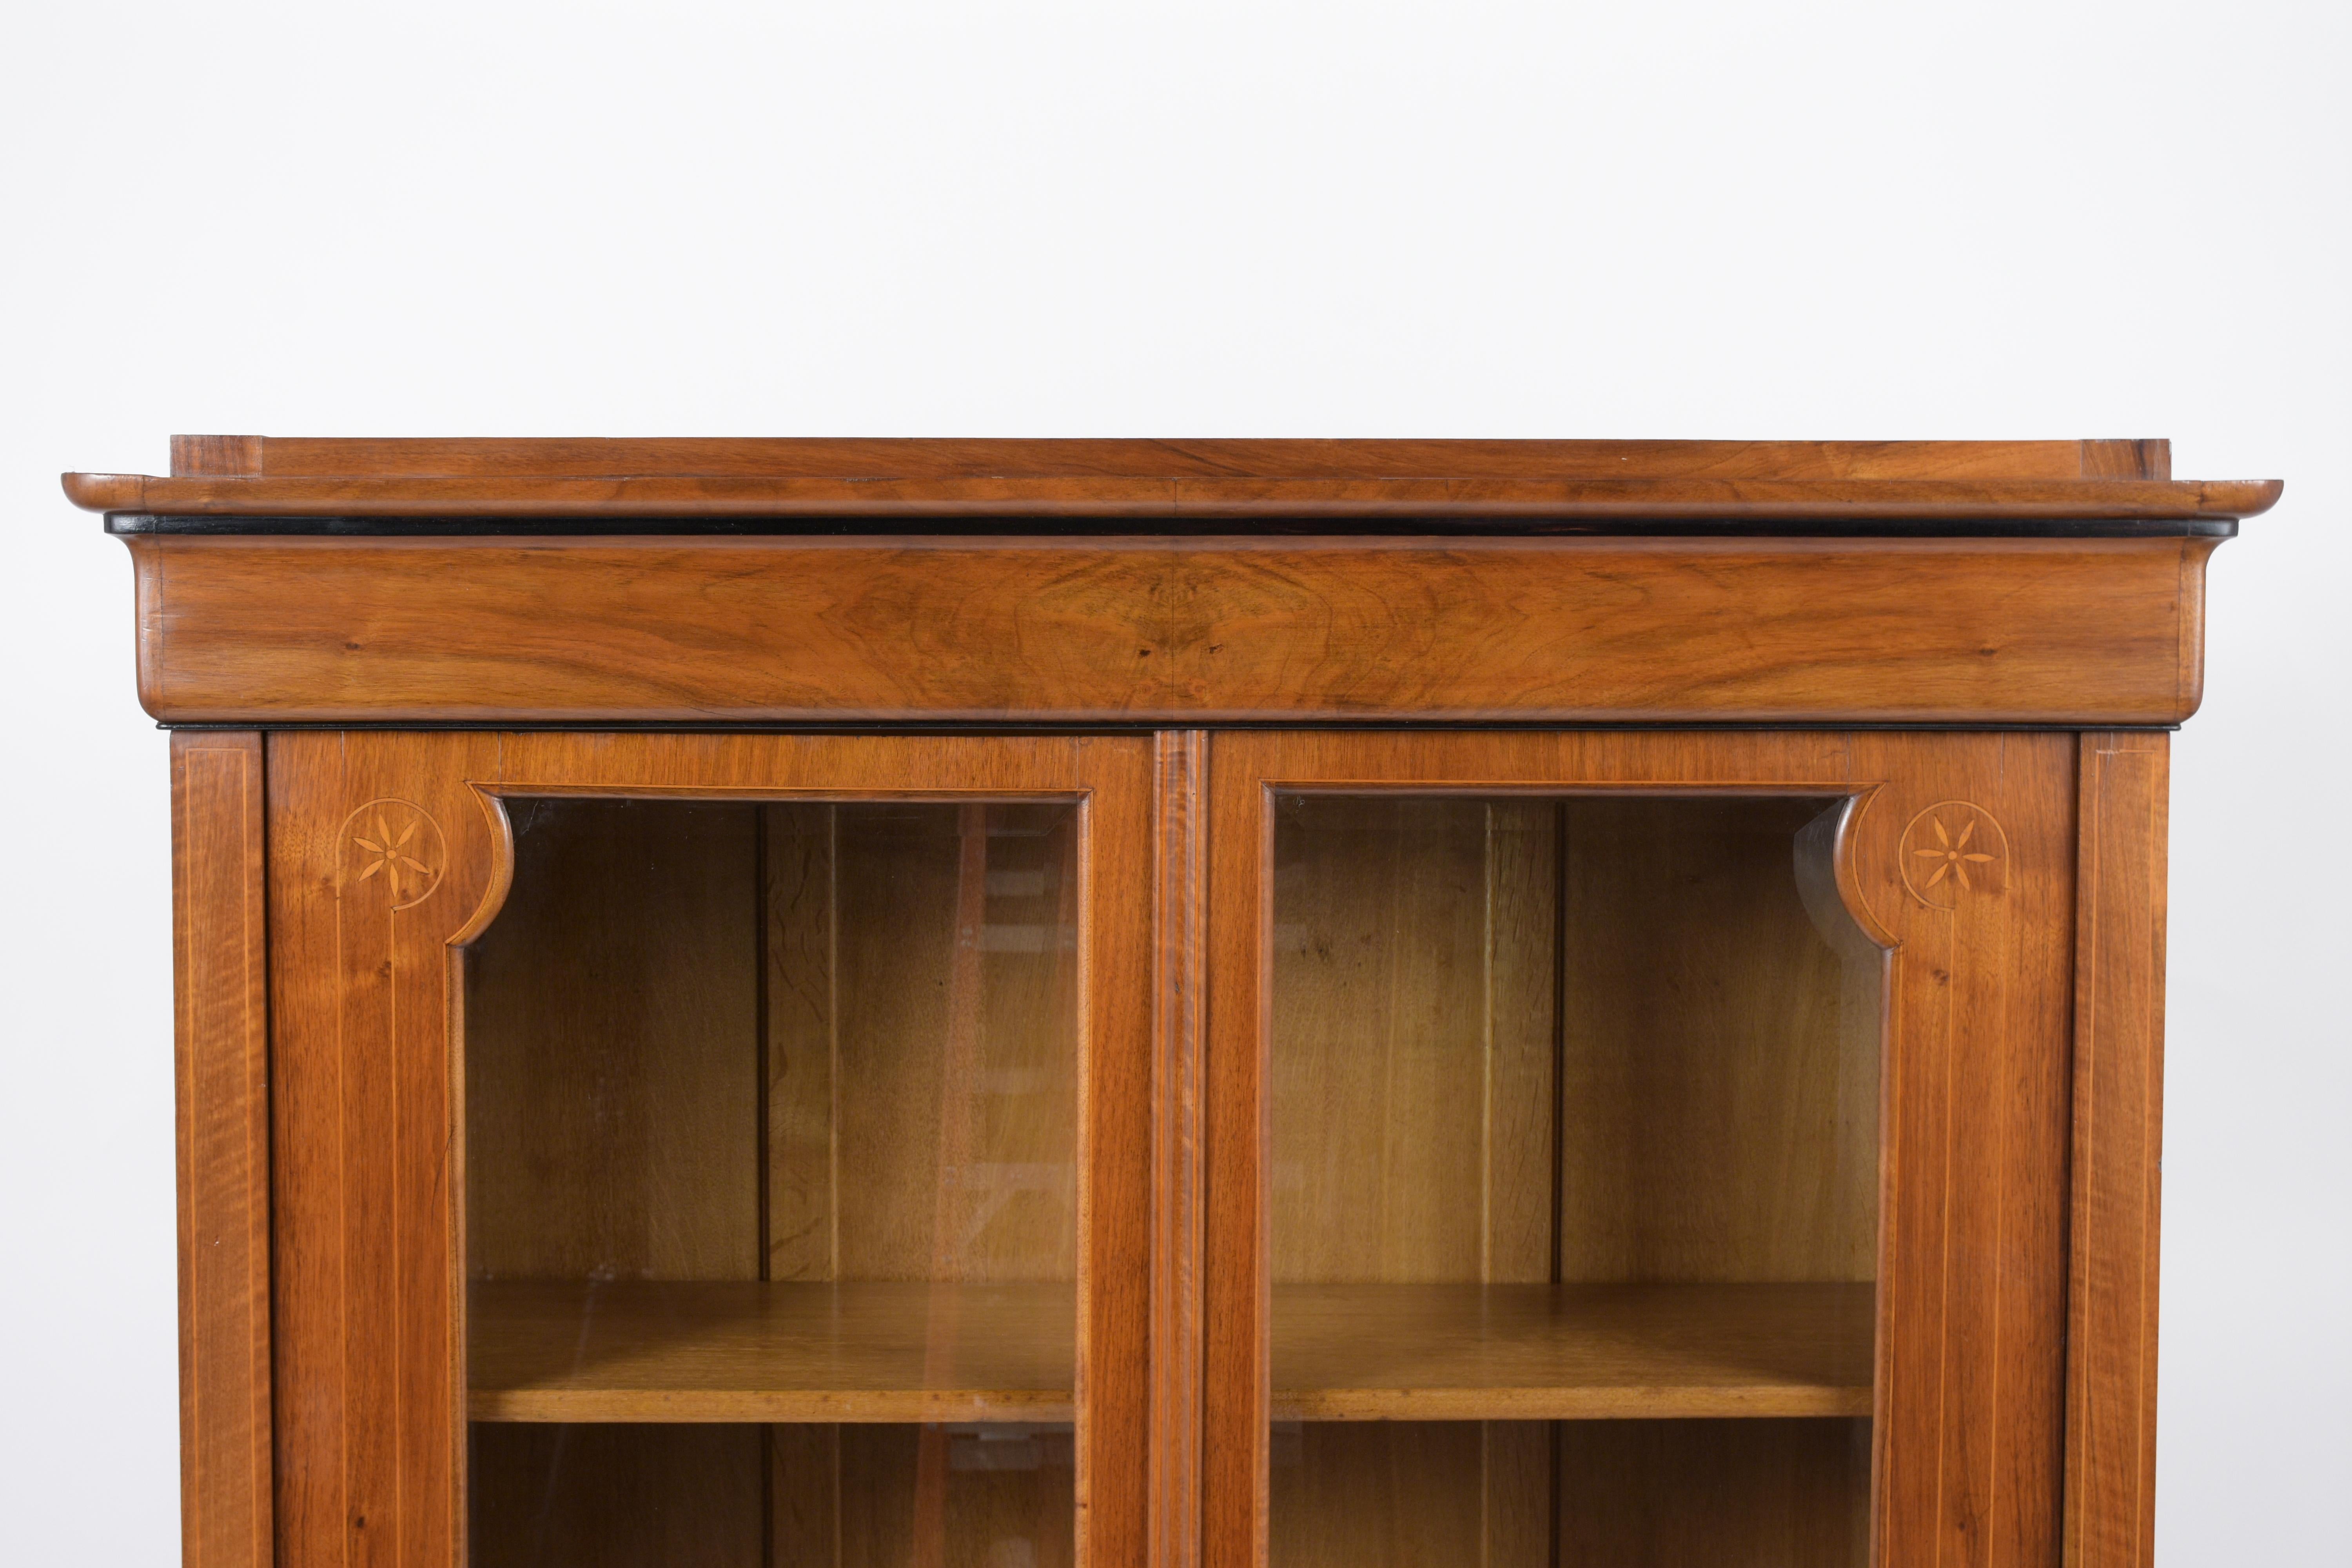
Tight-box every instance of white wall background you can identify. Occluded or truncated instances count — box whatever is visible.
[2,3,2343,1561]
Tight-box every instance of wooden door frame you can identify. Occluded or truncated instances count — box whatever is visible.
[1197,730,2081,1568]
[257,731,1157,1568]
[168,724,2171,1568]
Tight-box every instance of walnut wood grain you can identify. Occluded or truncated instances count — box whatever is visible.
[1203,731,2075,1568]
[123,534,2220,725]
[65,471,2280,521]
[468,1281,1077,1423]
[70,435,2276,520]
[268,733,1154,1568]
[269,731,499,1568]
[465,1278,1869,1425]
[1850,733,2076,1568]
[2066,734,2171,1568]
[1151,731,1207,1568]
[156,435,2172,481]
[171,731,272,1568]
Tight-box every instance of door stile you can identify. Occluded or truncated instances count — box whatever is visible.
[1202,737,1272,1568]
[1843,733,2077,1568]
[269,731,501,1568]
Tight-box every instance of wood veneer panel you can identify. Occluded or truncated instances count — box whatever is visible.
[470,1280,1074,1422]
[461,800,765,1567]
[1264,796,1557,1568]
[465,800,760,1281]
[2065,735,2170,1568]
[1271,1283,1874,1420]
[1554,797,1878,1285]
[813,804,1081,1283]
[172,731,272,1568]
[127,535,2216,725]
[764,805,837,1283]
[1269,796,1557,1287]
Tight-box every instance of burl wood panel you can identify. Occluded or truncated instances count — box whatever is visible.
[124,534,2218,726]
[172,731,273,1568]
[269,733,1153,1568]
[1205,732,2075,1568]
[2065,735,2170,1568]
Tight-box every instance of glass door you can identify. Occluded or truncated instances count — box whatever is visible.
[1206,735,1905,1568]
[448,736,1154,1568]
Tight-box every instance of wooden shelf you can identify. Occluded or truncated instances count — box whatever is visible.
[468,1280,1076,1423]
[1271,1283,1876,1421]
[471,1279,1873,1425]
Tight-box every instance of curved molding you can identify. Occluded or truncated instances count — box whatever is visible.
[1796,788,1900,955]
[62,471,143,510]
[445,785,517,949]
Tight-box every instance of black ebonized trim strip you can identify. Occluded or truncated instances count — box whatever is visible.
[106,512,2238,541]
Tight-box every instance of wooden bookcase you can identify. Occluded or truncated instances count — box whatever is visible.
[78,437,2276,1568]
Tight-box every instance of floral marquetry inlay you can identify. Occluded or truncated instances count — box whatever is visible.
[1898,800,2009,910]
[339,798,446,909]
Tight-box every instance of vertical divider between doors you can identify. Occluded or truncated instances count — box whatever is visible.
[1153,731,1209,1568]
[1199,734,1270,1568]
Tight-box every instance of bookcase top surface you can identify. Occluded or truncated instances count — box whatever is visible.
[68,436,2278,535]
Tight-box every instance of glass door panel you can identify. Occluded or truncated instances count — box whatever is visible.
[464,798,1079,1568]
[1269,795,1880,1566]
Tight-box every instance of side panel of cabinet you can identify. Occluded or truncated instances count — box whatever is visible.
[1200,731,2075,1568]
[174,731,275,1568]
[2065,734,2170,1568]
